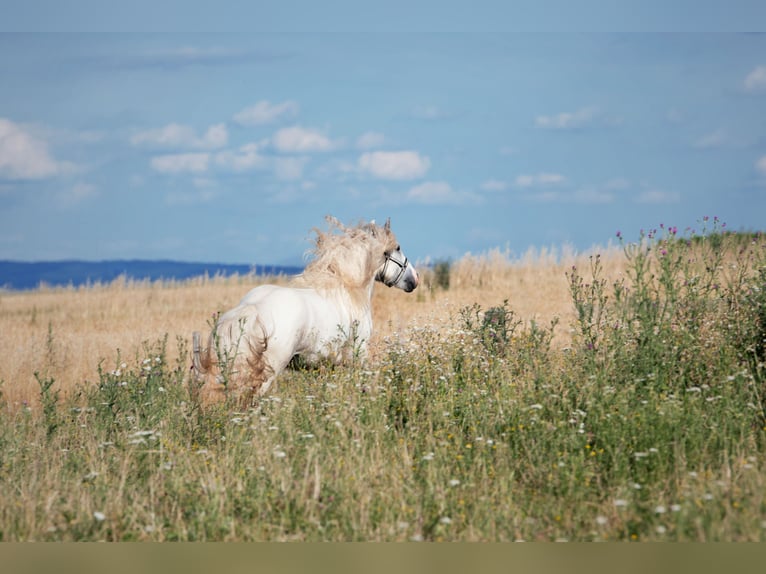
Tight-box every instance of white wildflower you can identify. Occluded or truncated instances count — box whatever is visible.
[93,511,106,522]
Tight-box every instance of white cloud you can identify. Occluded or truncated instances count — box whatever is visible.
[535,107,598,130]
[744,65,766,94]
[571,187,615,204]
[603,178,630,191]
[214,142,267,172]
[519,177,627,204]
[666,108,685,124]
[499,146,518,156]
[273,156,309,180]
[356,131,386,149]
[514,173,566,188]
[273,126,335,153]
[0,118,73,179]
[358,150,430,180]
[131,123,228,150]
[407,181,480,205]
[693,130,727,149]
[756,155,766,176]
[233,100,299,126]
[165,188,220,206]
[635,188,681,204]
[60,182,98,206]
[411,105,450,120]
[480,179,509,191]
[151,153,210,174]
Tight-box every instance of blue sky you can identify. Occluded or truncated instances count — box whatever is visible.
[1,31,765,265]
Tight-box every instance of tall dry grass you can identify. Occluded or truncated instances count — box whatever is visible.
[2,226,765,542]
[0,246,622,407]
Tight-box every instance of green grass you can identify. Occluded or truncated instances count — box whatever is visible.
[1,222,765,541]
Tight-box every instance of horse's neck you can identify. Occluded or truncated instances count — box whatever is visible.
[323,278,375,320]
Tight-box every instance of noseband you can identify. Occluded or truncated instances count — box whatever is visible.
[377,253,408,287]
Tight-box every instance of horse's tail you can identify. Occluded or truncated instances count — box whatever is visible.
[191,330,206,378]
[191,312,272,402]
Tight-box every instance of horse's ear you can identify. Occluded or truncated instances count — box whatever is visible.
[384,218,391,231]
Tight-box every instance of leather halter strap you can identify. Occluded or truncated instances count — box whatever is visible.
[378,253,408,287]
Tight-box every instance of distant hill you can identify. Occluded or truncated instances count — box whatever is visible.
[0,260,304,291]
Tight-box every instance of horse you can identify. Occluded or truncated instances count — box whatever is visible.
[191,216,419,402]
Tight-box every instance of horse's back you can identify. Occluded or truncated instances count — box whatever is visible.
[238,284,281,306]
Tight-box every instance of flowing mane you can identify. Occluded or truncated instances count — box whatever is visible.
[294,216,399,292]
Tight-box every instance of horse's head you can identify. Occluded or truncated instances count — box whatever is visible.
[373,219,419,292]
[307,216,419,293]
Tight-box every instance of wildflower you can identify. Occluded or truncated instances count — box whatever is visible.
[449,479,461,487]
[422,452,435,461]
[655,525,667,534]
[93,511,106,522]
[670,504,681,512]
[439,516,452,525]
[654,505,667,514]
[596,516,608,526]
[616,230,622,239]
[614,499,629,508]
[273,450,287,459]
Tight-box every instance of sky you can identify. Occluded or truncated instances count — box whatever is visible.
[1,29,766,266]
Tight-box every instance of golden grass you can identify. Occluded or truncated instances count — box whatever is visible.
[0,247,626,407]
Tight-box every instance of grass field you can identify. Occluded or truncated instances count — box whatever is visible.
[1,221,765,541]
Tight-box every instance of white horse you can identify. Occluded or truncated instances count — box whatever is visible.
[192,216,419,402]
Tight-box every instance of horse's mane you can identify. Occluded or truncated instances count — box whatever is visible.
[291,216,398,293]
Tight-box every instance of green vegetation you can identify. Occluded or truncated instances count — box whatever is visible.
[1,222,765,541]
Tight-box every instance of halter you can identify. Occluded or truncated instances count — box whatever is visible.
[377,252,409,287]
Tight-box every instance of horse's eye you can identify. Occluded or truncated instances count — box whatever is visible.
[396,244,401,251]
